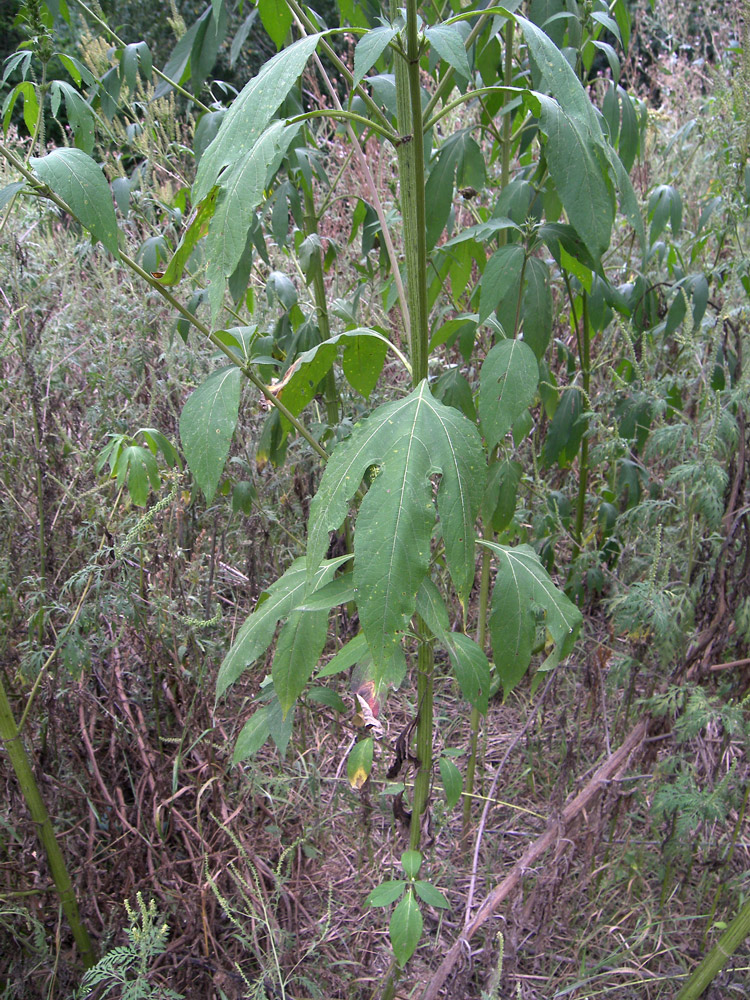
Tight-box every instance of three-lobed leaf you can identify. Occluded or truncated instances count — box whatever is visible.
[307,382,485,682]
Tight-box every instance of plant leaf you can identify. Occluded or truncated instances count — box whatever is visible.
[233,704,272,762]
[479,340,539,449]
[307,382,485,680]
[206,121,297,321]
[413,880,450,909]
[273,607,330,716]
[193,33,321,203]
[439,756,463,809]
[390,890,423,968]
[30,148,119,256]
[353,25,397,89]
[347,736,374,789]
[216,555,350,697]
[179,366,241,502]
[478,244,526,324]
[366,880,405,907]
[482,541,582,696]
[274,328,390,424]
[425,23,471,80]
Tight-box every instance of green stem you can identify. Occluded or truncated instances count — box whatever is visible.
[0,672,96,967]
[392,0,434,857]
[702,783,749,949]
[410,619,435,852]
[675,896,750,1000]
[395,1,430,383]
[573,291,590,558]
[302,183,339,428]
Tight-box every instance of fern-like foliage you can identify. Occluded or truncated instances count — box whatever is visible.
[75,894,182,1000]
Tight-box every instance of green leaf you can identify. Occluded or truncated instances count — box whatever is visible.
[30,148,119,257]
[258,0,293,49]
[425,24,471,80]
[482,541,582,696]
[433,368,476,422]
[532,93,615,262]
[443,631,490,713]
[390,890,423,968]
[439,756,463,809]
[116,445,160,507]
[425,137,463,250]
[347,736,374,789]
[0,182,25,212]
[233,704,272,762]
[307,382,485,679]
[193,33,322,204]
[159,187,219,286]
[479,340,539,450]
[413,880,450,909]
[543,386,588,467]
[154,7,209,98]
[179,366,241,503]
[274,329,390,423]
[206,121,297,321]
[217,555,350,697]
[297,574,356,611]
[401,850,422,878]
[273,607,330,716]
[479,244,525,324]
[366,880,405,907]
[318,631,368,677]
[522,257,552,358]
[232,480,257,514]
[353,25,397,89]
[414,578,489,711]
[2,82,38,134]
[482,458,522,532]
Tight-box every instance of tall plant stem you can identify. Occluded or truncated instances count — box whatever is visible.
[0,673,96,967]
[462,547,491,835]
[573,291,590,558]
[302,184,339,428]
[393,0,434,857]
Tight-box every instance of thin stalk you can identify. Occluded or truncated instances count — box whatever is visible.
[0,673,96,967]
[395,1,430,382]
[502,20,514,184]
[302,182,340,428]
[573,291,590,559]
[462,27,515,836]
[410,620,435,851]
